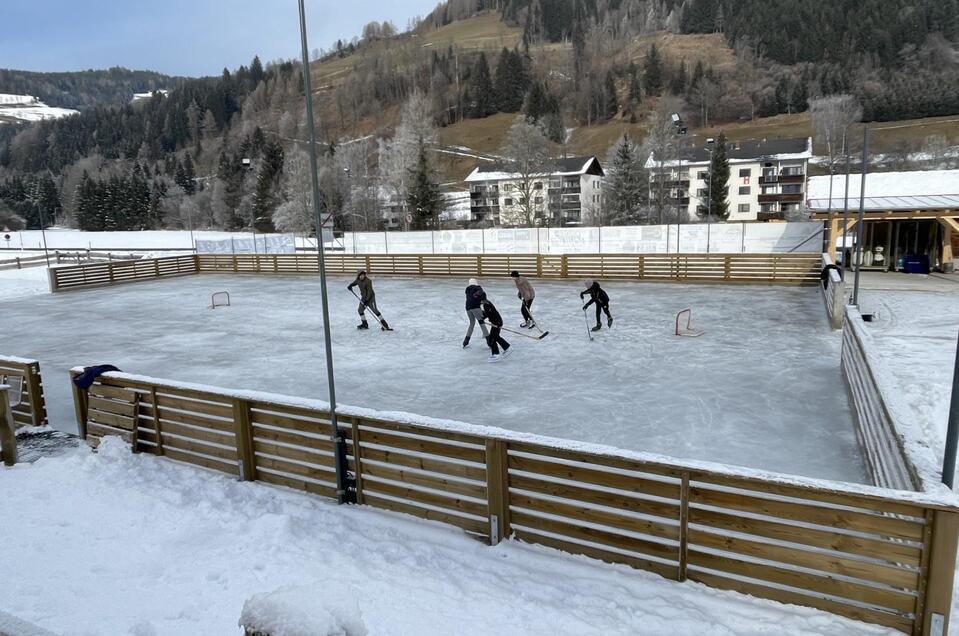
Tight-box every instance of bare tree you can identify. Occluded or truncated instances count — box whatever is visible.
[498,120,552,227]
[377,91,437,230]
[922,134,951,169]
[810,95,862,171]
[272,151,315,234]
[641,101,683,224]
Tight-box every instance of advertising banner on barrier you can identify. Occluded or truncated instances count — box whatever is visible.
[196,235,295,254]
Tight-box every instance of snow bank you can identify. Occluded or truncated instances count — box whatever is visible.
[240,587,368,636]
[0,437,900,635]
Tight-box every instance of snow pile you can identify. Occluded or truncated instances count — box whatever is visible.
[0,266,49,299]
[240,587,368,636]
[0,94,78,124]
[0,437,899,635]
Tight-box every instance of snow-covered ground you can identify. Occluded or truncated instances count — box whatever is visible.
[0,94,78,124]
[1,273,865,482]
[0,438,896,636]
[0,265,50,299]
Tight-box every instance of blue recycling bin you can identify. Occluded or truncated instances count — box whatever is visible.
[903,253,930,274]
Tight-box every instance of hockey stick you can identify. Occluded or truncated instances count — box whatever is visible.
[348,288,393,331]
[582,307,594,342]
[483,322,549,341]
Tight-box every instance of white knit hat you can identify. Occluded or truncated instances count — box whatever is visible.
[468,278,479,286]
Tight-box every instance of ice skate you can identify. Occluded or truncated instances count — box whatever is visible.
[607,317,613,328]
[357,321,369,330]
[487,354,500,363]
[591,324,602,332]
[462,336,470,348]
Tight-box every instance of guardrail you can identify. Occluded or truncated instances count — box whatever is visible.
[0,356,47,429]
[70,369,959,634]
[48,255,199,292]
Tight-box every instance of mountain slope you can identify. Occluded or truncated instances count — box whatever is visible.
[0,67,181,111]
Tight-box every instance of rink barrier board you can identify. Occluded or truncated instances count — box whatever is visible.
[0,356,47,429]
[820,254,847,330]
[69,371,959,634]
[47,253,820,292]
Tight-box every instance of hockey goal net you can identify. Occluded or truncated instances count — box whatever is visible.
[675,309,704,337]
[210,291,231,309]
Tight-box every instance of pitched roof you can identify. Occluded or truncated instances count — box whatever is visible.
[465,156,603,182]
[647,137,812,168]
[807,169,959,211]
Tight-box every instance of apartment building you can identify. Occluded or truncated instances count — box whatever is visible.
[646,138,812,222]
[465,156,605,227]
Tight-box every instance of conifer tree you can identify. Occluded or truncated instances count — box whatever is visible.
[469,52,496,118]
[702,132,730,221]
[643,44,664,96]
[406,143,442,230]
[605,134,645,225]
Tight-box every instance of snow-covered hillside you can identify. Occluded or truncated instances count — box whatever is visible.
[0,94,78,124]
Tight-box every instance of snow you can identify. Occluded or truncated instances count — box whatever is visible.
[2,274,866,483]
[5,228,292,252]
[0,437,899,636]
[0,94,78,124]
[807,169,959,210]
[0,265,50,299]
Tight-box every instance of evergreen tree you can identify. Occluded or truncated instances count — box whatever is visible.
[469,52,496,118]
[603,71,619,119]
[605,134,645,225]
[702,133,730,221]
[406,143,442,230]
[643,44,664,96]
[628,63,643,105]
[493,48,529,113]
[670,60,688,95]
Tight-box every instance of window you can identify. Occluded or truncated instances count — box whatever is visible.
[739,186,751,195]
[534,182,543,190]
[739,169,751,178]
[782,184,802,194]
[697,188,708,198]
[504,198,513,206]
[761,186,774,195]
[502,183,512,192]
[534,197,543,204]
[738,204,750,214]
[594,181,601,190]
[782,166,804,176]
[697,170,709,180]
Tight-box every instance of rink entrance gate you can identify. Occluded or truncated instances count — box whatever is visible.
[47,252,821,292]
[70,369,959,635]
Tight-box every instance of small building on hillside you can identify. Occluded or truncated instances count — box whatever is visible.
[808,169,959,273]
[465,156,605,227]
[646,137,813,223]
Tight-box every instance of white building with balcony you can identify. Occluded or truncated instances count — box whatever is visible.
[646,137,812,222]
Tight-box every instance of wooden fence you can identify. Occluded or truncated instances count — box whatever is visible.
[47,253,819,292]
[0,356,47,429]
[70,370,959,635]
[47,255,199,292]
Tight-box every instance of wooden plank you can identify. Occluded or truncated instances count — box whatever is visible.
[508,442,684,478]
[688,570,914,633]
[362,493,488,535]
[360,430,486,463]
[360,446,486,481]
[89,384,138,401]
[249,410,332,435]
[154,394,233,419]
[363,478,488,518]
[679,472,690,582]
[159,447,238,475]
[254,454,336,481]
[513,528,678,581]
[687,550,917,614]
[156,420,234,447]
[921,511,959,635]
[362,461,487,499]
[510,510,679,562]
[509,453,681,500]
[88,395,137,417]
[253,440,332,466]
[510,473,680,520]
[486,439,510,545]
[141,406,235,434]
[510,492,679,541]
[358,418,485,445]
[88,409,135,431]
[160,434,237,462]
[253,425,334,451]
[257,470,337,499]
[350,418,365,505]
[689,507,922,566]
[234,399,255,481]
[688,528,919,590]
[690,487,925,541]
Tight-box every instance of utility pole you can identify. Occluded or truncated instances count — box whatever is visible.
[840,153,851,280]
[943,329,959,488]
[706,138,716,254]
[852,127,869,307]
[298,0,348,505]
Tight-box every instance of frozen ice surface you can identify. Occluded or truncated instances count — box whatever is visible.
[0,438,896,636]
[1,274,866,482]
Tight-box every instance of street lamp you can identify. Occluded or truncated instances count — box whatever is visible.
[705,137,716,254]
[298,0,349,504]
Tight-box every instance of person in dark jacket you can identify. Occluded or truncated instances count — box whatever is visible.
[347,271,390,330]
[463,278,489,347]
[481,297,511,361]
[580,280,613,332]
[510,270,536,328]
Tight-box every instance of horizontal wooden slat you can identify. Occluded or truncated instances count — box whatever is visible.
[89,384,138,401]
[359,446,486,481]
[254,440,333,466]
[509,454,680,500]
[139,405,235,433]
[361,462,487,500]
[155,420,235,447]
[88,410,135,431]
[690,487,925,541]
[249,410,332,434]
[87,421,133,441]
[361,430,486,463]
[363,477,487,518]
[257,470,337,499]
[510,473,680,520]
[162,447,238,475]
[253,425,334,451]
[510,492,679,541]
[688,528,919,590]
[688,570,914,633]
[88,395,137,417]
[254,454,336,481]
[358,418,486,445]
[154,394,233,419]
[689,507,922,566]
[361,494,488,535]
[160,434,237,462]
[508,443,683,478]
[687,550,917,614]
[510,510,679,562]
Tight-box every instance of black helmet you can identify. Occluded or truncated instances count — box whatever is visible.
[357,270,367,276]
[510,270,520,278]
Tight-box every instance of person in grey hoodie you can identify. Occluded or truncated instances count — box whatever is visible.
[463,278,488,348]
[510,270,536,328]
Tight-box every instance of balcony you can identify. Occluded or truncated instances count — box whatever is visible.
[758,193,804,204]
[757,211,786,222]
[779,174,805,184]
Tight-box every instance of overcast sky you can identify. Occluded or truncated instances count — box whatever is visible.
[1,0,439,77]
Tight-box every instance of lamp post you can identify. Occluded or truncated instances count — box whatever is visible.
[943,328,959,488]
[706,138,716,254]
[852,126,870,307]
[298,0,348,504]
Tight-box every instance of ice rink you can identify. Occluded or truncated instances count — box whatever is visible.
[3,273,867,482]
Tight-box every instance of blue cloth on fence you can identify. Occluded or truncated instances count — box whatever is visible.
[72,365,122,389]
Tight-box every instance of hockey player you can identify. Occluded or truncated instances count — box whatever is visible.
[480,296,511,361]
[510,270,536,328]
[347,270,391,331]
[463,278,489,348]
[580,280,613,332]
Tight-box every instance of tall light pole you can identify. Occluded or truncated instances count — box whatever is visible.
[943,329,959,488]
[298,0,348,505]
[706,138,716,254]
[852,126,870,307]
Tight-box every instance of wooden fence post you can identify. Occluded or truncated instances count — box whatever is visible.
[350,418,365,505]
[921,511,959,635]
[232,399,256,481]
[724,255,732,281]
[0,385,17,466]
[536,255,543,277]
[24,363,46,427]
[485,439,511,545]
[639,255,645,280]
[560,254,568,279]
[69,371,89,441]
[678,472,690,582]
